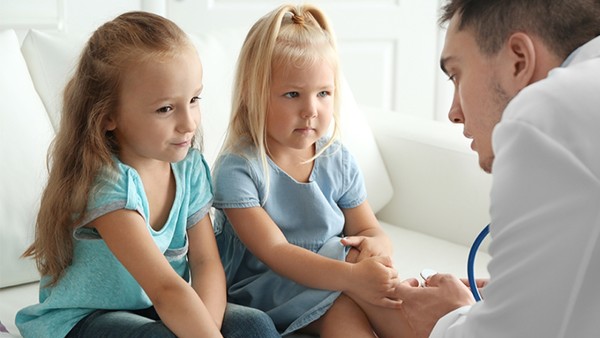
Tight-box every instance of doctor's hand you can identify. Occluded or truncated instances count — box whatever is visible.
[460,277,489,289]
[394,274,476,338]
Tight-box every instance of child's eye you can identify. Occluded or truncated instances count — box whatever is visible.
[190,96,201,104]
[156,106,173,113]
[284,92,299,98]
[317,91,331,98]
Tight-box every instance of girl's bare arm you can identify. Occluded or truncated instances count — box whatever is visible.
[187,214,227,328]
[93,209,223,338]
[224,207,401,308]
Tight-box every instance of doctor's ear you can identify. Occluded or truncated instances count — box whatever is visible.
[504,32,536,89]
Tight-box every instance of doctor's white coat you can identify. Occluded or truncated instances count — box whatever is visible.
[431,36,600,338]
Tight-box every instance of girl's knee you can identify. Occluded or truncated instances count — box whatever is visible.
[319,295,375,337]
[222,303,279,338]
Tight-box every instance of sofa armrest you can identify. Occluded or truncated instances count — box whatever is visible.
[362,106,492,249]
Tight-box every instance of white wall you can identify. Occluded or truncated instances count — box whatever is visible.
[434,25,453,121]
[0,0,452,121]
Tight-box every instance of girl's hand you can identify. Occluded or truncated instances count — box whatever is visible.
[341,235,389,262]
[345,255,403,309]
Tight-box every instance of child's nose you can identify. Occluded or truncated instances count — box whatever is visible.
[301,98,318,119]
[177,107,197,133]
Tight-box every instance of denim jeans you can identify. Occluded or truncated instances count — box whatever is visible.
[66,303,280,338]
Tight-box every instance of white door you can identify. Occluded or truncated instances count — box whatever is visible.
[0,0,446,120]
[166,0,442,119]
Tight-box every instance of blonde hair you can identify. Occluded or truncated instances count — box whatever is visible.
[23,11,194,286]
[219,3,341,194]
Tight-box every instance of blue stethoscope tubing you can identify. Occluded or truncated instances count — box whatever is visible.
[467,224,490,302]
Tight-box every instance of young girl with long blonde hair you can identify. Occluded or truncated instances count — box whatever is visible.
[213,4,414,337]
[16,11,278,338]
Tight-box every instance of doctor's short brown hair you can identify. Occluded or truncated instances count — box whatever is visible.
[439,0,600,60]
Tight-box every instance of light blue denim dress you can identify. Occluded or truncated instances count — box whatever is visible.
[212,139,367,335]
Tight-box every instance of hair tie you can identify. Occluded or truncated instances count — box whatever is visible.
[291,13,305,25]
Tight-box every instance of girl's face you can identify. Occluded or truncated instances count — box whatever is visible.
[266,58,335,159]
[108,47,203,169]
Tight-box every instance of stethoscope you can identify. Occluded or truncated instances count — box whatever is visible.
[466,224,489,301]
[420,223,490,302]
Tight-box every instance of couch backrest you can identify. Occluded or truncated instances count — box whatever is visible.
[1,27,394,288]
[0,30,55,288]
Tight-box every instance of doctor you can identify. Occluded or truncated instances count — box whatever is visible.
[394,0,600,337]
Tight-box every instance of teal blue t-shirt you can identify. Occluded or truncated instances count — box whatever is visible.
[16,148,213,338]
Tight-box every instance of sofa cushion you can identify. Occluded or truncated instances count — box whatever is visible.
[20,28,394,214]
[365,108,492,249]
[20,30,84,131]
[0,29,54,288]
[187,30,242,166]
[338,78,393,213]
[380,221,490,279]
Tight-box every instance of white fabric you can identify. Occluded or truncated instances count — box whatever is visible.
[380,222,490,279]
[0,29,54,288]
[187,30,242,166]
[431,36,600,338]
[20,30,84,131]
[338,79,394,214]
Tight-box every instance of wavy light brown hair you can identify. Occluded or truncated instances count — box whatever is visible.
[23,11,195,286]
[440,0,600,59]
[218,3,341,195]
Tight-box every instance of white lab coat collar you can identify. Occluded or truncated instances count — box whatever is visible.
[562,35,600,67]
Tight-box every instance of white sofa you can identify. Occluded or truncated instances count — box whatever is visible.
[0,27,492,337]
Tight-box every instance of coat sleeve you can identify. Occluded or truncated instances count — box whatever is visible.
[430,113,600,337]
